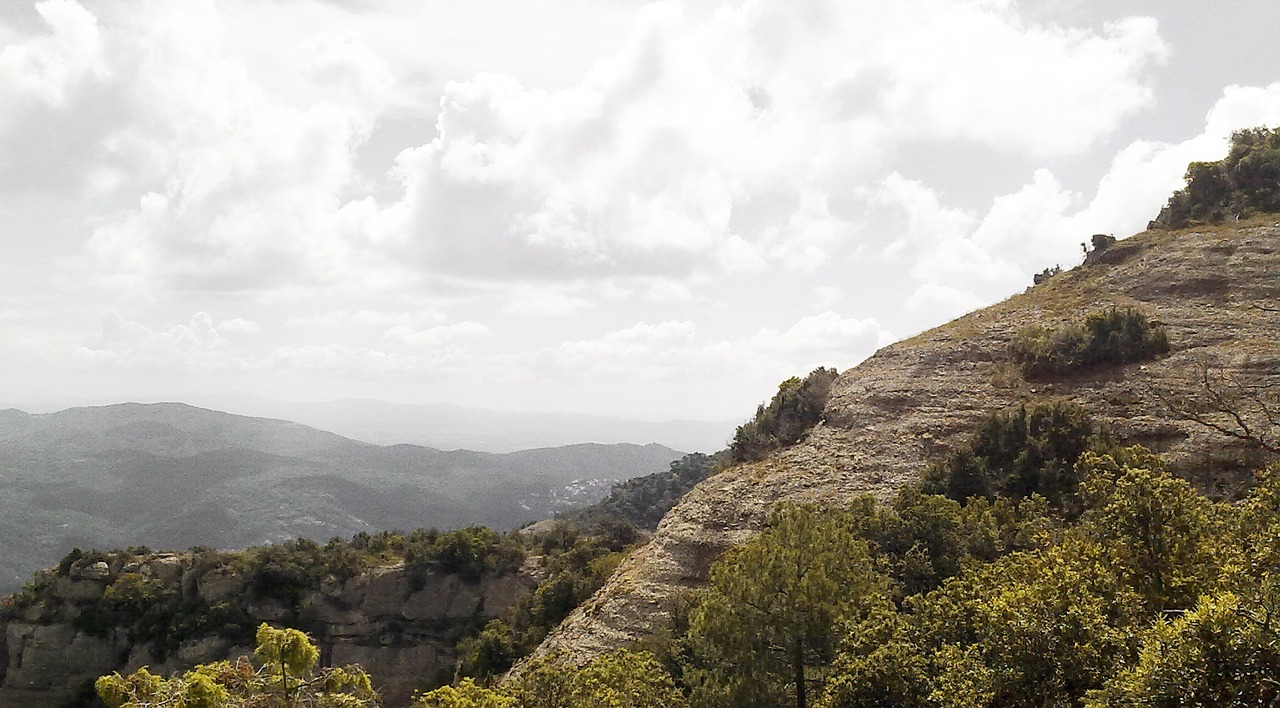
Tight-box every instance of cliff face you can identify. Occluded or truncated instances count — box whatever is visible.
[0,553,536,707]
[530,222,1280,665]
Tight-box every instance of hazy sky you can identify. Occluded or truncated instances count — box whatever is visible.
[4,0,1280,421]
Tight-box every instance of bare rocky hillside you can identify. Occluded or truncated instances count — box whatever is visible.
[529,220,1280,665]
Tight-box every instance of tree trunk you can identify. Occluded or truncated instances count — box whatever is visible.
[794,637,806,708]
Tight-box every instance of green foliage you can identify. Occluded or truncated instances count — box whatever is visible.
[239,537,367,605]
[856,489,1049,597]
[96,623,377,707]
[514,651,688,708]
[684,504,888,708]
[816,608,930,708]
[731,368,839,463]
[1152,125,1280,228]
[1077,448,1222,612]
[453,521,632,682]
[1012,307,1170,378]
[1087,587,1280,706]
[415,678,516,708]
[421,651,686,708]
[920,400,1102,510]
[565,452,726,531]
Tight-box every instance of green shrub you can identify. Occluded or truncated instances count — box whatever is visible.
[731,367,839,463]
[920,400,1104,510]
[1012,307,1169,378]
[1151,125,1280,228]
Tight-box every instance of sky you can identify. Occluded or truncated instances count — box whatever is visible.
[3,0,1280,422]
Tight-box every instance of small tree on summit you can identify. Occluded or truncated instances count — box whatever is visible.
[731,368,839,463]
[1151,125,1280,228]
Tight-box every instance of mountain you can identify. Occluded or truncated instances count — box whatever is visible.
[177,396,739,453]
[0,402,682,594]
[529,219,1280,665]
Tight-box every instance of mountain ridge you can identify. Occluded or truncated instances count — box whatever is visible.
[527,219,1280,667]
[0,402,684,594]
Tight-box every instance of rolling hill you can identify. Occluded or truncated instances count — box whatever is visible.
[0,402,682,593]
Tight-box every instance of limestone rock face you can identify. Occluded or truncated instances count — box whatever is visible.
[528,223,1280,667]
[0,558,537,707]
[0,623,125,707]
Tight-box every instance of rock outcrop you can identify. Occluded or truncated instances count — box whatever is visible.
[0,552,536,707]
[529,222,1280,666]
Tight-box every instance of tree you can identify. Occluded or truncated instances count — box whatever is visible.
[421,651,686,708]
[1078,448,1220,612]
[920,401,1100,510]
[684,504,887,708]
[96,623,377,707]
[415,678,515,708]
[1087,588,1280,706]
[731,368,839,463]
[506,651,688,708]
[1156,359,1280,455]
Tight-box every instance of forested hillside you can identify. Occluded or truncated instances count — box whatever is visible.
[0,403,681,594]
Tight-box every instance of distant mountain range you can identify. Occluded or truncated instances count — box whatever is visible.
[0,402,684,594]
[173,395,739,453]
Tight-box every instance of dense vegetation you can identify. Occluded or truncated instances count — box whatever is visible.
[562,452,726,531]
[919,400,1105,511]
[450,521,640,683]
[731,368,839,463]
[410,394,1280,708]
[1152,125,1280,228]
[2,526,528,662]
[1012,306,1169,378]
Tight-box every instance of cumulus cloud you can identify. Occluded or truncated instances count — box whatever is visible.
[1,0,1168,297]
[871,81,1280,322]
[0,0,103,106]
[12,0,1269,422]
[751,312,895,356]
[79,311,255,368]
[0,1,393,291]
[384,320,490,347]
[363,0,1169,284]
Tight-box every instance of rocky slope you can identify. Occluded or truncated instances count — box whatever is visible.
[530,220,1280,665]
[0,550,536,707]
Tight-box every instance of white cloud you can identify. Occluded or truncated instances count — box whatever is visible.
[502,285,595,317]
[904,283,987,320]
[384,320,490,347]
[0,0,1165,298]
[216,317,260,334]
[1079,82,1280,237]
[0,1,391,292]
[751,311,895,358]
[284,309,449,330]
[78,311,257,369]
[0,0,103,107]
[359,0,1167,284]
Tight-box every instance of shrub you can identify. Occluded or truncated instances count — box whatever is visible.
[731,367,839,463]
[920,400,1104,510]
[1012,306,1169,378]
[1151,125,1280,228]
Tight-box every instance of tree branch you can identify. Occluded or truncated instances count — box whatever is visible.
[1154,362,1280,455]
